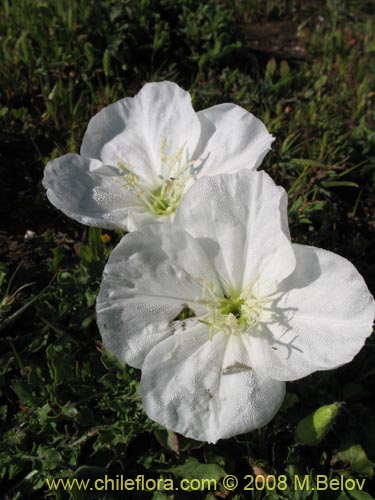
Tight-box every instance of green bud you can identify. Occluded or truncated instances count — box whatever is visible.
[295,402,341,446]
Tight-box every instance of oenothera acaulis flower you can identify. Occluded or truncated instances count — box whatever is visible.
[43,81,274,231]
[96,170,374,443]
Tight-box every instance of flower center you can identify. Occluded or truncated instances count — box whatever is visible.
[196,279,266,338]
[150,185,174,215]
[218,296,244,318]
[117,137,196,217]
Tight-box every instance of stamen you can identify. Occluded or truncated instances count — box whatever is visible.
[116,138,197,217]
[194,276,274,338]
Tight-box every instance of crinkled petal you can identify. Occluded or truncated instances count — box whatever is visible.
[43,153,149,230]
[174,170,295,295]
[256,244,375,381]
[81,81,201,184]
[142,323,285,443]
[193,104,274,176]
[96,224,221,368]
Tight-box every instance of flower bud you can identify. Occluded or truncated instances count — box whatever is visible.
[295,402,341,445]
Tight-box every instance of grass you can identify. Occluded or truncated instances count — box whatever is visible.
[1,0,375,498]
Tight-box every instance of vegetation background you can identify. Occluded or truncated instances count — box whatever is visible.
[1,0,375,498]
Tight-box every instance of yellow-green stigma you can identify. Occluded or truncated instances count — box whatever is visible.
[218,295,244,318]
[148,183,181,216]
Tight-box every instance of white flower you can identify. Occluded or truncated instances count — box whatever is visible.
[42,81,274,231]
[96,170,374,443]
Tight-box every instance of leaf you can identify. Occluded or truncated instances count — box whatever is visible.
[46,344,72,385]
[347,491,374,500]
[36,403,51,425]
[265,58,277,80]
[37,445,63,470]
[169,457,226,483]
[280,60,290,77]
[103,49,111,77]
[152,493,174,500]
[332,445,374,476]
[155,429,180,455]
[101,348,126,371]
[0,276,54,332]
[280,392,299,412]
[68,466,108,500]
[314,74,328,90]
[50,246,65,270]
[321,180,358,188]
[336,491,374,500]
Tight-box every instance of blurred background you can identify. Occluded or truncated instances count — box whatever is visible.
[1,1,375,498]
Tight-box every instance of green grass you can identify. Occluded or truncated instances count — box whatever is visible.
[1,0,375,499]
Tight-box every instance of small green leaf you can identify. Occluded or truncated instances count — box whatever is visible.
[152,493,173,500]
[155,429,179,455]
[37,445,63,470]
[321,180,358,188]
[265,58,277,80]
[332,444,374,477]
[36,403,51,425]
[314,74,328,90]
[280,60,290,77]
[280,392,299,412]
[46,344,72,385]
[68,466,107,500]
[336,490,374,500]
[169,457,226,483]
[101,347,126,371]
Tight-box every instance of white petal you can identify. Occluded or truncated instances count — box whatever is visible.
[194,104,274,176]
[43,153,147,230]
[174,170,295,295]
[96,224,221,368]
[142,324,285,443]
[257,244,375,381]
[81,81,201,184]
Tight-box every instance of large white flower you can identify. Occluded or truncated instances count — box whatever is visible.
[96,170,374,443]
[43,81,274,231]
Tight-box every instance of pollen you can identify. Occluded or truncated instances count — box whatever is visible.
[195,277,271,338]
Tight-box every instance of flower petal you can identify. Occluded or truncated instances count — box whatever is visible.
[194,103,274,176]
[142,323,285,443]
[43,153,149,230]
[81,81,201,184]
[96,224,221,368]
[257,244,375,381]
[174,170,295,295]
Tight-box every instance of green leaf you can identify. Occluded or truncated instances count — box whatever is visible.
[46,344,73,385]
[36,403,51,425]
[37,445,63,470]
[336,491,374,500]
[280,60,290,77]
[68,466,108,500]
[314,74,328,90]
[347,491,374,500]
[101,348,126,371]
[280,392,299,412]
[169,457,226,483]
[332,445,374,476]
[155,429,179,455]
[321,180,358,188]
[50,246,65,270]
[265,58,277,80]
[152,493,174,500]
